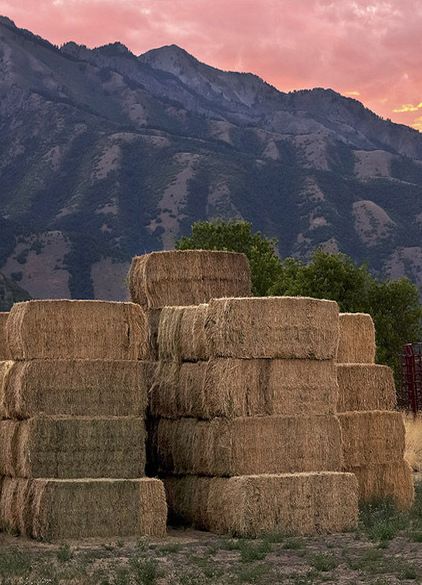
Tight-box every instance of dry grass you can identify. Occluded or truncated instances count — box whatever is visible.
[207,297,339,359]
[336,364,396,413]
[0,313,10,360]
[0,359,152,418]
[404,413,422,472]
[338,411,406,468]
[337,313,376,364]
[164,472,359,536]
[0,477,167,540]
[158,304,209,362]
[7,300,149,361]
[151,358,338,419]
[0,416,146,478]
[152,415,343,476]
[128,250,251,309]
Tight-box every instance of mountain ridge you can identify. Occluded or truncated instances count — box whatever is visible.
[0,17,421,299]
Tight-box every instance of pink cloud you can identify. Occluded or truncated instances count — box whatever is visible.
[0,0,421,130]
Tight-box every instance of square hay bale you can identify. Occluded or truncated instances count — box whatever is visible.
[0,416,146,478]
[158,305,209,362]
[152,415,343,476]
[128,250,251,309]
[1,359,152,419]
[7,300,149,361]
[337,313,376,364]
[0,361,14,420]
[350,461,414,510]
[338,411,406,468]
[404,413,422,472]
[158,297,339,361]
[151,358,338,419]
[164,472,358,536]
[207,297,339,359]
[0,313,10,360]
[337,364,396,413]
[0,477,167,540]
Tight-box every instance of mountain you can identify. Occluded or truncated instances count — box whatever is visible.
[0,271,31,311]
[0,17,421,300]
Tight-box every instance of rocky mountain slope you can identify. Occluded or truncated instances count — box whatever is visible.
[0,272,30,311]
[0,16,421,299]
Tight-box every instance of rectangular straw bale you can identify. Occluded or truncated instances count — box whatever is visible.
[164,472,358,536]
[206,297,339,359]
[337,364,396,413]
[0,361,14,419]
[350,461,414,510]
[0,416,146,478]
[158,305,208,361]
[0,313,10,360]
[6,300,149,361]
[338,411,406,468]
[128,250,251,309]
[1,360,152,419]
[151,358,338,419]
[152,415,343,476]
[0,477,167,540]
[337,313,376,364]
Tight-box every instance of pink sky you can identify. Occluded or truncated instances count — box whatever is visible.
[1,0,421,130]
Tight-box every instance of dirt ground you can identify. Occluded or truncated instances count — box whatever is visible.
[0,479,421,585]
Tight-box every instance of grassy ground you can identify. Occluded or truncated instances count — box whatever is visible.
[0,481,421,585]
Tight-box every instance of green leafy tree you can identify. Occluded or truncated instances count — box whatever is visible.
[176,220,282,295]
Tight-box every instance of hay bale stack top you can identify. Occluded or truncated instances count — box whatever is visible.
[337,313,376,364]
[6,300,149,361]
[128,250,252,309]
[0,313,10,360]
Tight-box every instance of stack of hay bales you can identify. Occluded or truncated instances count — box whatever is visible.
[151,296,359,536]
[337,313,414,510]
[0,313,10,360]
[128,250,252,359]
[0,300,167,540]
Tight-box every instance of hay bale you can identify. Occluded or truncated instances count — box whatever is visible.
[152,415,343,476]
[337,313,376,364]
[151,358,338,419]
[0,416,146,478]
[128,250,251,309]
[1,360,152,419]
[158,305,208,362]
[338,411,406,468]
[350,461,414,510]
[164,472,358,536]
[0,313,10,360]
[337,364,396,413]
[207,297,339,359]
[0,361,14,419]
[0,477,167,539]
[7,300,149,361]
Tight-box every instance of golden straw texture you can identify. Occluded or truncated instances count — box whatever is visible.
[0,477,167,540]
[0,359,152,418]
[128,250,251,309]
[350,461,414,510]
[7,300,149,361]
[151,358,338,419]
[164,472,358,536]
[337,313,376,364]
[336,364,396,413]
[0,416,146,478]
[0,313,10,360]
[152,415,343,476]
[338,411,406,468]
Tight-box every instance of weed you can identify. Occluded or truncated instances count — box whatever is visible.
[238,540,271,563]
[282,537,305,550]
[399,564,419,580]
[310,553,338,572]
[130,557,162,585]
[236,563,269,583]
[359,498,407,541]
[0,550,32,577]
[56,544,72,562]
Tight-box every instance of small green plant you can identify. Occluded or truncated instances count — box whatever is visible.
[236,563,269,583]
[282,537,305,550]
[359,499,407,541]
[56,544,72,562]
[399,564,419,580]
[310,553,338,572]
[238,540,271,563]
[130,557,162,585]
[0,550,32,577]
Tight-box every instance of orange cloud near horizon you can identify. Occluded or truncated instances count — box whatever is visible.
[0,0,421,131]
